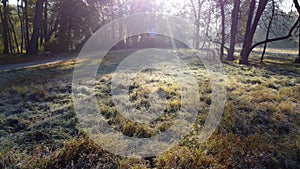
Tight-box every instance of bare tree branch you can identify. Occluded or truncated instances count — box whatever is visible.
[251,17,300,50]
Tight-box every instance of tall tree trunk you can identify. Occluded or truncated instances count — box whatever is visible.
[24,0,30,53]
[117,0,123,40]
[8,28,14,53]
[40,0,48,47]
[17,1,24,53]
[8,14,20,54]
[67,16,72,51]
[44,0,48,40]
[190,0,202,49]
[202,11,211,48]
[240,0,268,64]
[240,0,256,64]
[0,0,9,54]
[28,0,45,55]
[111,2,115,41]
[40,28,43,47]
[227,0,240,61]
[196,0,201,49]
[261,0,275,64]
[293,0,300,63]
[44,0,48,44]
[59,0,69,51]
[298,22,300,63]
[219,0,225,61]
[195,20,200,49]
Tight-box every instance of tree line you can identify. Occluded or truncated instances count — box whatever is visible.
[0,0,299,64]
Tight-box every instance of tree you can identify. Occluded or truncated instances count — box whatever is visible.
[0,0,9,54]
[43,0,48,45]
[190,0,203,49]
[28,0,45,55]
[239,0,300,64]
[53,0,101,52]
[293,0,300,63]
[219,0,226,61]
[17,0,25,53]
[8,6,20,53]
[260,0,275,63]
[227,0,240,61]
[24,0,30,53]
[240,0,268,64]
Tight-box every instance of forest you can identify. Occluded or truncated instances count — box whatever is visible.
[0,0,299,63]
[0,0,300,168]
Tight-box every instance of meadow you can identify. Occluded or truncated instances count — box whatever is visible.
[0,49,299,169]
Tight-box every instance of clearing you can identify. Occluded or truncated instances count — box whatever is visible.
[0,49,299,169]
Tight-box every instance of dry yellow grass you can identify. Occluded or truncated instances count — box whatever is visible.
[0,50,299,168]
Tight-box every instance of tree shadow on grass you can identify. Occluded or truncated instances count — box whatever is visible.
[250,52,300,78]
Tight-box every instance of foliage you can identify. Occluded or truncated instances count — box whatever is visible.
[0,0,299,63]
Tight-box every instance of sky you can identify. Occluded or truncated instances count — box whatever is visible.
[8,0,18,5]
[8,0,295,13]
